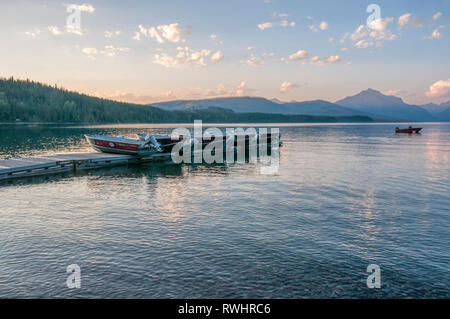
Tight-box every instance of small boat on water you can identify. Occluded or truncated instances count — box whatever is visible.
[85,134,182,155]
[395,126,422,134]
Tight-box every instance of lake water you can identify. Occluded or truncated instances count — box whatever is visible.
[0,123,449,298]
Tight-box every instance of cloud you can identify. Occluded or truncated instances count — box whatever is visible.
[308,24,318,32]
[280,81,299,93]
[78,4,95,13]
[48,26,63,35]
[66,3,95,13]
[98,81,256,104]
[354,39,373,49]
[398,13,411,28]
[258,18,295,30]
[397,13,427,28]
[105,30,122,38]
[153,46,222,68]
[319,21,328,31]
[132,32,141,41]
[245,53,266,67]
[211,50,224,62]
[65,25,84,35]
[235,81,255,97]
[24,29,40,39]
[339,32,350,43]
[426,79,450,99]
[289,50,309,61]
[309,55,340,66]
[350,18,396,49]
[82,47,98,55]
[81,46,129,58]
[385,89,403,96]
[134,23,185,43]
[210,34,217,40]
[258,22,275,30]
[429,29,442,39]
[433,12,442,21]
[308,21,328,32]
[351,25,367,41]
[97,90,177,104]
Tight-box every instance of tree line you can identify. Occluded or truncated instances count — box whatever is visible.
[0,77,372,124]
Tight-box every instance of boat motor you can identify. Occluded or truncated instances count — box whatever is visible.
[144,134,163,152]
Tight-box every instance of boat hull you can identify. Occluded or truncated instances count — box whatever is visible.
[85,135,155,155]
[396,128,422,134]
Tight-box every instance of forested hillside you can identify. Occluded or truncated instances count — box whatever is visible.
[0,78,372,123]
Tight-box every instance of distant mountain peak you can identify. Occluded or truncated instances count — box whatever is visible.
[338,88,405,106]
[363,88,382,94]
[336,88,435,121]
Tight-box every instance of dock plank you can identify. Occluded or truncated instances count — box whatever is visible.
[0,151,167,180]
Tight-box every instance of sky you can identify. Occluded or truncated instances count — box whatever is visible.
[0,0,449,105]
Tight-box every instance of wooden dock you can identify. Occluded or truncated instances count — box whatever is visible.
[0,152,172,181]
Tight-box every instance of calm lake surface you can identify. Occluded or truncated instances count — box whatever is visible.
[0,123,449,298]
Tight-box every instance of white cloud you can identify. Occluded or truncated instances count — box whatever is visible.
[308,21,328,33]
[65,25,84,35]
[308,24,318,32]
[105,30,122,38]
[351,25,367,41]
[319,21,328,31]
[24,29,40,39]
[426,79,450,99]
[433,12,442,21]
[157,23,182,42]
[211,50,224,63]
[48,26,63,35]
[398,13,426,28]
[132,32,141,41]
[289,50,309,61]
[280,81,299,93]
[350,18,396,49]
[258,22,274,30]
[340,32,350,43]
[78,4,95,13]
[258,19,295,30]
[66,3,95,14]
[134,23,185,43]
[210,34,217,40]
[100,46,130,57]
[398,13,411,28]
[235,81,255,97]
[310,55,340,66]
[368,17,394,32]
[82,47,98,55]
[429,29,442,39]
[355,39,373,49]
[81,46,129,58]
[245,53,265,67]
[153,46,221,68]
[385,89,402,96]
[341,47,348,51]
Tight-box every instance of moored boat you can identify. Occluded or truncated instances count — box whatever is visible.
[85,134,182,155]
[395,126,422,134]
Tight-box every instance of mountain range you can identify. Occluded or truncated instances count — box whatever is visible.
[152,89,450,122]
